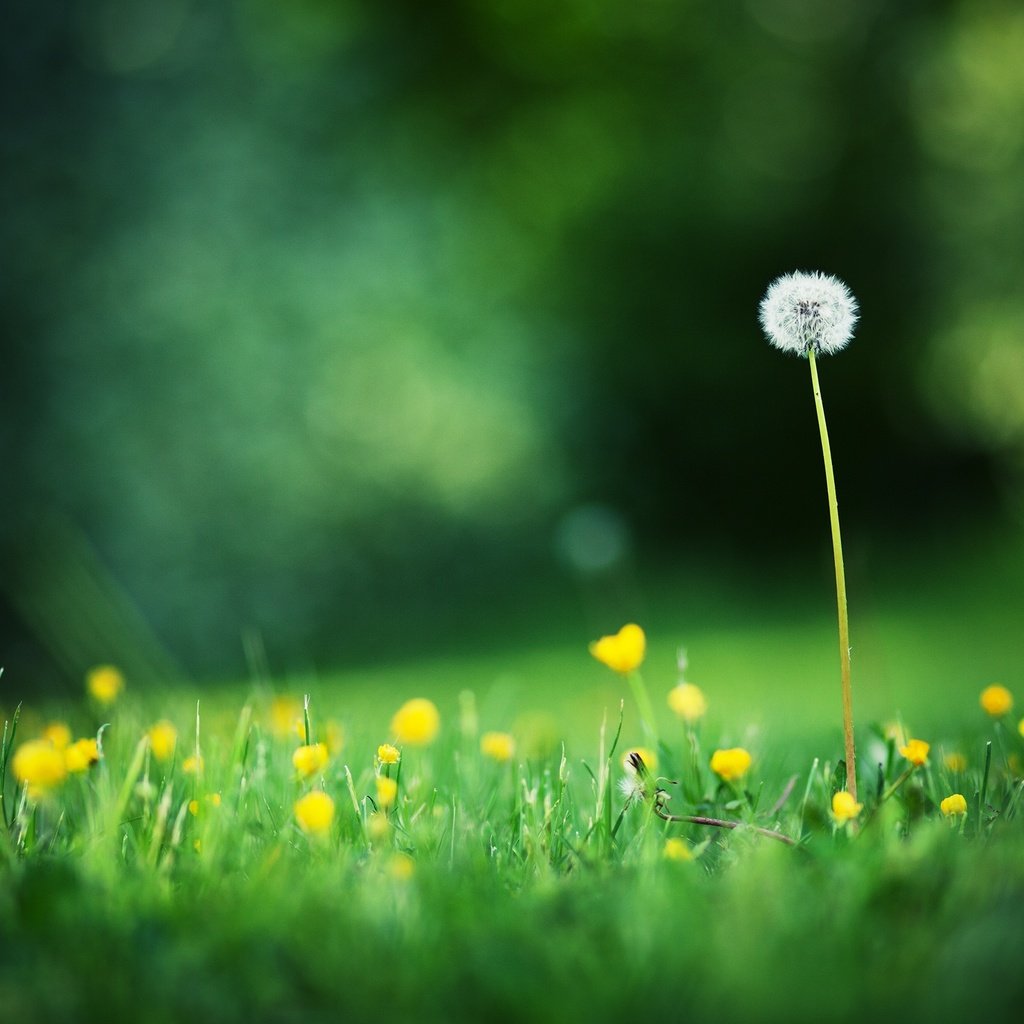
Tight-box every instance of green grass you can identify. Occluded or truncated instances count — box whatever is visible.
[3,534,1024,1023]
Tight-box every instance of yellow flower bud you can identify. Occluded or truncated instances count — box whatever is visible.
[831,790,863,824]
[292,743,329,779]
[589,624,646,674]
[710,747,752,782]
[940,793,968,817]
[294,790,335,836]
[390,698,440,746]
[899,739,930,767]
[980,684,1013,717]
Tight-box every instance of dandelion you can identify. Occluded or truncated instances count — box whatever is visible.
[667,683,707,723]
[710,747,752,783]
[980,684,1013,717]
[42,722,71,750]
[944,752,967,773]
[182,754,204,775]
[148,720,178,762]
[377,743,400,766]
[940,793,968,817]
[589,623,646,674]
[480,731,516,763]
[294,790,335,836]
[831,790,863,825]
[663,838,693,862]
[293,743,329,779]
[12,740,68,796]
[64,737,100,773]
[86,665,124,705]
[760,270,860,799]
[375,775,398,809]
[391,698,440,746]
[900,738,930,767]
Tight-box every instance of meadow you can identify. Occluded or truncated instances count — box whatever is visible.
[2,530,1024,1024]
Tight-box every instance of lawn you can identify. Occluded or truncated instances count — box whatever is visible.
[2,529,1023,1023]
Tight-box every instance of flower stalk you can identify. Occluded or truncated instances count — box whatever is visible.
[808,348,857,800]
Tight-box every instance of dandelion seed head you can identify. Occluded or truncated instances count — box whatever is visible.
[759,271,858,357]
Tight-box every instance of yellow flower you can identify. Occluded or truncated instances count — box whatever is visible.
[1019,718,1024,739]
[480,732,516,763]
[294,790,335,836]
[12,740,68,795]
[377,743,401,765]
[667,682,707,723]
[387,852,415,880]
[182,754,204,775]
[367,811,391,840]
[375,775,398,809]
[589,623,646,674]
[831,790,863,824]
[148,720,178,762]
[64,738,100,774]
[900,738,930,767]
[623,746,658,773]
[42,722,72,750]
[190,793,221,816]
[270,696,302,739]
[980,684,1013,717]
[86,665,124,704]
[944,752,967,773]
[292,743,329,779]
[391,698,440,746]
[324,720,345,756]
[940,793,968,817]
[710,747,752,782]
[663,837,692,862]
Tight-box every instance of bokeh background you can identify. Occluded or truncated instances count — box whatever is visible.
[3,0,1024,697]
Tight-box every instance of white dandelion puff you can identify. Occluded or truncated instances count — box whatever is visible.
[759,270,858,357]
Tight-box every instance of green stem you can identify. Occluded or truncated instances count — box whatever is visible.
[808,349,857,800]
[626,670,658,747]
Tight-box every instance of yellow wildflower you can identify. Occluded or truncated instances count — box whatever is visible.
[589,623,646,674]
[388,852,415,880]
[377,743,400,765]
[710,747,752,782]
[367,811,391,840]
[1019,718,1024,739]
[270,696,302,739]
[12,739,68,795]
[148,720,178,762]
[481,731,516,763]
[294,790,335,836]
[940,793,968,817]
[188,799,200,816]
[190,793,221,816]
[86,665,124,704]
[980,684,1013,717]
[900,738,930,767]
[375,775,398,809]
[182,754,204,775]
[42,722,72,750]
[667,682,707,723]
[663,838,692,862]
[944,752,967,773]
[831,790,863,825]
[64,738,100,773]
[391,698,440,746]
[324,720,345,756]
[293,743,329,779]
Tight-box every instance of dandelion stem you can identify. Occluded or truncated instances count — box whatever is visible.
[808,348,857,800]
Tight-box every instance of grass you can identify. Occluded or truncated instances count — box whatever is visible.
[3,534,1024,1023]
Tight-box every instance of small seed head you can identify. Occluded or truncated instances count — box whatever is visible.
[759,271,858,356]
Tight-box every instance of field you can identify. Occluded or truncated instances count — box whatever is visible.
[2,531,1024,1024]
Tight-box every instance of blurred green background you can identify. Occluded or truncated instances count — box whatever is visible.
[3,0,1024,691]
